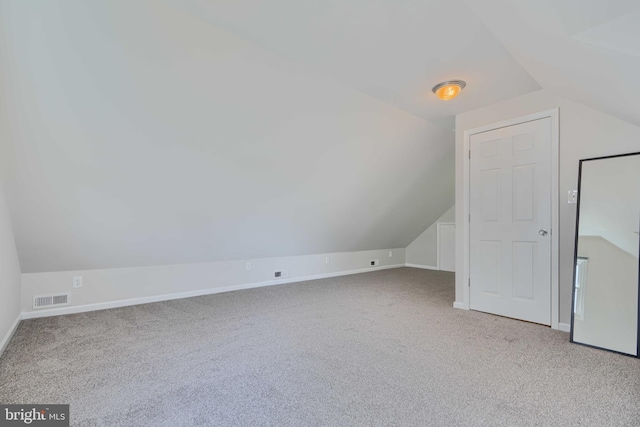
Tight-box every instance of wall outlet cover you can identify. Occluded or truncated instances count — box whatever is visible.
[73,276,83,288]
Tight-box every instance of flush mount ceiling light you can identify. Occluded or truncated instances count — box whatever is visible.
[432,80,466,101]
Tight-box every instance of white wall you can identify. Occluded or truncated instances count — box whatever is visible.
[455,89,640,325]
[22,248,405,317]
[406,205,455,268]
[0,22,23,354]
[0,184,22,356]
[0,0,453,274]
[574,236,638,355]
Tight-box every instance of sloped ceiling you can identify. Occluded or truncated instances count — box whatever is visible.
[0,0,637,273]
[464,0,640,127]
[0,0,456,272]
[165,0,540,129]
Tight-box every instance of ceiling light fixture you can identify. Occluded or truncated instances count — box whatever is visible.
[432,80,466,101]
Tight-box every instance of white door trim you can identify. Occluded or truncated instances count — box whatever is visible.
[460,109,560,330]
[437,222,455,271]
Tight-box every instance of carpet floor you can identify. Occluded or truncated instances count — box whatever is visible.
[1,267,638,426]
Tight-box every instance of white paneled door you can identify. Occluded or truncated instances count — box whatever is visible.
[469,118,552,325]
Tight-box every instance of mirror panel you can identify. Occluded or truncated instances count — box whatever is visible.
[572,152,640,356]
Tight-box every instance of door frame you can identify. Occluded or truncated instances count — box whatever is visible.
[460,109,560,330]
[437,222,455,271]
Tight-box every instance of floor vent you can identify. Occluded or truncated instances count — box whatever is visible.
[33,293,71,309]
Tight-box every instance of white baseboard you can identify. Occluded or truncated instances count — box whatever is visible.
[453,303,566,330]
[22,263,405,320]
[405,263,439,270]
[0,314,22,358]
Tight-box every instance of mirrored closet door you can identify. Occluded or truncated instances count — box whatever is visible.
[571,152,640,357]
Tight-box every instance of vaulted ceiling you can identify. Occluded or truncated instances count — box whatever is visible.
[0,0,638,273]
[465,0,640,127]
[164,0,541,129]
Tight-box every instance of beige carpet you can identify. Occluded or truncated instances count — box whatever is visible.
[1,268,638,426]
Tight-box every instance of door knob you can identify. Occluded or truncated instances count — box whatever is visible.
[539,229,548,236]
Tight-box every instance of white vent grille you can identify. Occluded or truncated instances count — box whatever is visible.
[33,293,70,309]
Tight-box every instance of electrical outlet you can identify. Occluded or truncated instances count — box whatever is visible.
[369,259,379,267]
[73,276,83,288]
[325,257,330,265]
[568,190,578,204]
[388,251,393,258]
[246,262,251,271]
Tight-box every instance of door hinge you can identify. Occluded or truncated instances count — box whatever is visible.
[468,150,471,159]
[468,278,471,287]
[468,214,471,223]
